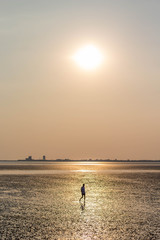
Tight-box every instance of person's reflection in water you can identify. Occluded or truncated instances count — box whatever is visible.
[80,201,85,211]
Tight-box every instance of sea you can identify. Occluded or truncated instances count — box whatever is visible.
[0,161,160,240]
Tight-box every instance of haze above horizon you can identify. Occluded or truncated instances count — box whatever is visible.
[0,1,160,160]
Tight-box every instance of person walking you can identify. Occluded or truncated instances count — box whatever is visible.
[80,184,85,201]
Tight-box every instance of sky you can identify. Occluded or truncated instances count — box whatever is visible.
[0,1,160,160]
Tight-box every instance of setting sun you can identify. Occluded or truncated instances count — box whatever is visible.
[73,45,103,70]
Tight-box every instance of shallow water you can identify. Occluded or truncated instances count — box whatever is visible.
[0,162,160,239]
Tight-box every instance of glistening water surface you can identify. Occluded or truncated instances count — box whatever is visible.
[0,162,160,239]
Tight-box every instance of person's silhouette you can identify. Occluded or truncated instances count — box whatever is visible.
[79,184,85,201]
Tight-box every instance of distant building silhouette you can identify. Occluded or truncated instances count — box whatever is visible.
[26,156,32,161]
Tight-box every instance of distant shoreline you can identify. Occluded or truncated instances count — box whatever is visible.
[17,159,160,162]
[0,159,160,162]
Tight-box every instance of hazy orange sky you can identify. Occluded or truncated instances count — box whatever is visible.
[0,1,160,160]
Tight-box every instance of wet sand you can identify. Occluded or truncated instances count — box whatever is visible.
[0,162,160,239]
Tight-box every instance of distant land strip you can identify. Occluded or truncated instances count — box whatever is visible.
[16,159,160,162]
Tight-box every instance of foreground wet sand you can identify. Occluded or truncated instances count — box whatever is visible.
[0,162,160,239]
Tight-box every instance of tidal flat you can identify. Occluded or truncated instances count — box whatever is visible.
[0,162,160,240]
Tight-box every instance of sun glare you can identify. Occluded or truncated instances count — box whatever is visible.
[73,45,103,70]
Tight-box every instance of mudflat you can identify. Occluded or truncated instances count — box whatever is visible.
[0,162,160,239]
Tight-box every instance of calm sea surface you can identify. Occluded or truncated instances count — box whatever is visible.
[0,162,160,240]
